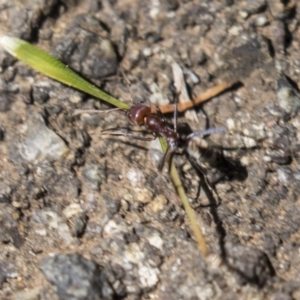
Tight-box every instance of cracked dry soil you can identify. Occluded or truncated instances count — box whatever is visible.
[1,0,300,299]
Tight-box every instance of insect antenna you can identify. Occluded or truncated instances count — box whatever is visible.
[72,107,123,117]
[100,129,156,141]
[72,69,134,117]
[158,146,173,172]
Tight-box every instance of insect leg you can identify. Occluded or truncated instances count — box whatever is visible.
[158,146,175,172]
[156,105,166,123]
[101,130,157,141]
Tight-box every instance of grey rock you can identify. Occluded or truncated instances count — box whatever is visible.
[0,127,5,141]
[222,0,234,6]
[245,0,266,15]
[0,204,24,248]
[6,0,58,40]
[270,20,289,54]
[17,111,69,162]
[226,244,275,287]
[43,173,80,198]
[164,0,179,11]
[82,163,105,190]
[268,0,295,20]
[33,210,74,245]
[0,261,18,285]
[253,15,269,27]
[31,81,51,104]
[40,254,114,300]
[14,288,41,300]
[102,194,121,216]
[215,33,273,80]
[54,14,118,79]
[72,213,88,238]
[246,163,267,195]
[276,73,300,116]
[0,93,11,112]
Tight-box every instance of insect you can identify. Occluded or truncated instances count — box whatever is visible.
[74,70,241,176]
[119,103,225,171]
[74,95,225,173]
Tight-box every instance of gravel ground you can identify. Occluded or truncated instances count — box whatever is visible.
[0,0,300,299]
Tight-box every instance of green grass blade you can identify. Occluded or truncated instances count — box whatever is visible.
[0,36,129,110]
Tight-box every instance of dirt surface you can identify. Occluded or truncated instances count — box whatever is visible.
[0,0,300,299]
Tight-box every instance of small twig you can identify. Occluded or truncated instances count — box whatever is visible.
[169,158,208,255]
[158,136,208,255]
[153,80,239,114]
